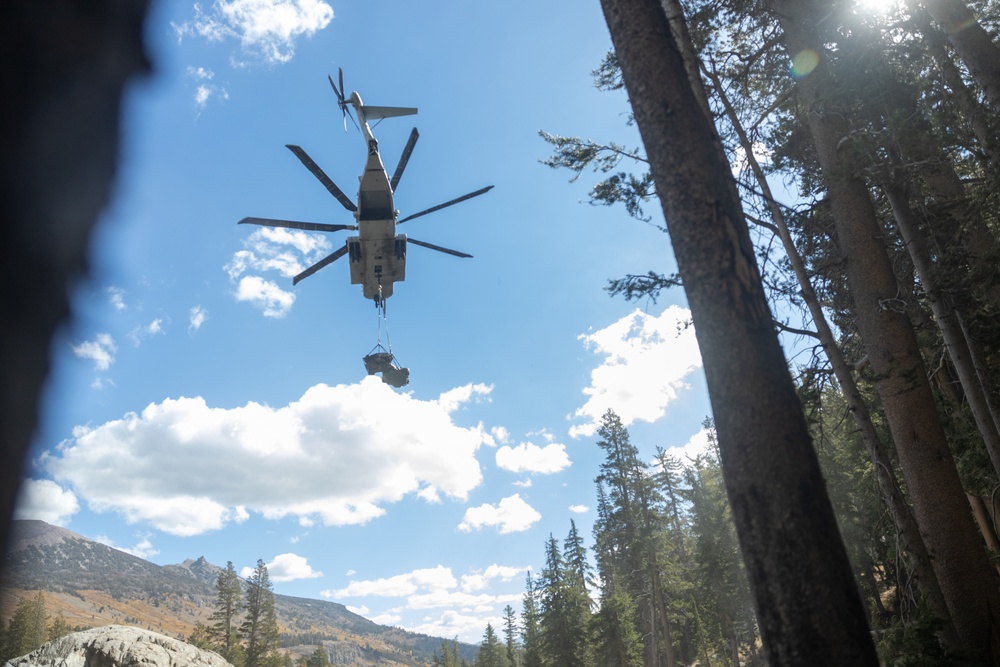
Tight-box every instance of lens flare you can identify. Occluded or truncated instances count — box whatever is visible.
[790,49,820,78]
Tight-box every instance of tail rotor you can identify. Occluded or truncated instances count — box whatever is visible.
[329,68,359,132]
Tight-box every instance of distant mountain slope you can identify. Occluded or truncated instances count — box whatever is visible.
[1,520,475,666]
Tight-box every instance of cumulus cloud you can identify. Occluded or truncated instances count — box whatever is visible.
[325,564,526,643]
[107,287,127,311]
[460,564,527,593]
[226,228,336,317]
[659,427,715,468]
[13,479,79,526]
[95,534,160,560]
[458,494,541,534]
[325,565,457,598]
[186,66,229,109]
[570,306,702,437]
[128,318,166,346]
[243,553,322,582]
[569,504,589,514]
[71,333,116,371]
[190,306,208,331]
[234,275,295,318]
[42,379,490,536]
[173,0,334,65]
[495,442,570,475]
[409,610,495,642]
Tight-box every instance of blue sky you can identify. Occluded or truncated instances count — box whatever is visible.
[15,0,715,643]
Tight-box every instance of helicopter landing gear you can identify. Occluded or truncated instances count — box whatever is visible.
[362,286,409,387]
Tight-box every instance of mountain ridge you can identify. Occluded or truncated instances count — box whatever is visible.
[1,520,475,666]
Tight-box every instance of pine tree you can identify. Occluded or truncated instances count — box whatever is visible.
[538,533,593,667]
[47,613,68,642]
[308,644,330,667]
[520,573,543,667]
[210,560,245,666]
[474,624,506,667]
[1,592,47,662]
[501,605,519,667]
[241,559,280,667]
[188,622,213,650]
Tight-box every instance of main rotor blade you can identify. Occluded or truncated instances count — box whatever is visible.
[286,145,358,213]
[397,185,494,224]
[293,245,349,285]
[239,217,357,233]
[407,237,473,258]
[390,128,419,193]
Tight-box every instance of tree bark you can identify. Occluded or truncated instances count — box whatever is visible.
[883,175,1000,477]
[922,0,1000,109]
[707,65,959,649]
[598,0,880,664]
[772,1,1000,660]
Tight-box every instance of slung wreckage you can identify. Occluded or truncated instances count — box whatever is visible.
[238,70,493,387]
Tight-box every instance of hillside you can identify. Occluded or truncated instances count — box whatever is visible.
[1,521,475,666]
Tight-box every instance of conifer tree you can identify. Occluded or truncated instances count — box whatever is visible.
[538,533,593,667]
[307,644,330,667]
[474,624,506,667]
[520,573,544,667]
[241,559,280,667]
[501,605,519,667]
[0,592,47,662]
[210,560,245,666]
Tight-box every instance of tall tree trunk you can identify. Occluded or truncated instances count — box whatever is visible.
[772,1,1000,660]
[882,174,1000,477]
[706,65,959,649]
[598,0,880,664]
[922,0,1000,109]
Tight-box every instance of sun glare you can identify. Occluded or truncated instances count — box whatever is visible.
[856,0,899,14]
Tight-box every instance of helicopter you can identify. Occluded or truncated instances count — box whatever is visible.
[238,69,493,310]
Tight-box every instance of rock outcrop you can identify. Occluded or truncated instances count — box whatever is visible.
[4,625,232,667]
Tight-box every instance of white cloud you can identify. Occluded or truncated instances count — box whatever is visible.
[460,564,526,593]
[226,228,336,317]
[570,306,702,437]
[325,566,458,598]
[370,612,402,625]
[458,494,541,534]
[407,608,511,644]
[42,378,490,536]
[13,479,79,526]
[495,442,570,474]
[173,0,334,65]
[93,534,160,560]
[569,504,589,514]
[242,553,322,582]
[660,427,715,468]
[190,306,208,331]
[107,287,126,311]
[128,318,165,346]
[323,563,527,643]
[71,333,116,370]
[188,66,214,80]
[234,275,295,318]
[406,590,521,611]
[490,426,510,445]
[512,479,532,488]
[345,605,369,616]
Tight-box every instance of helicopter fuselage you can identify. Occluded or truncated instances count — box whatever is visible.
[347,93,406,302]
